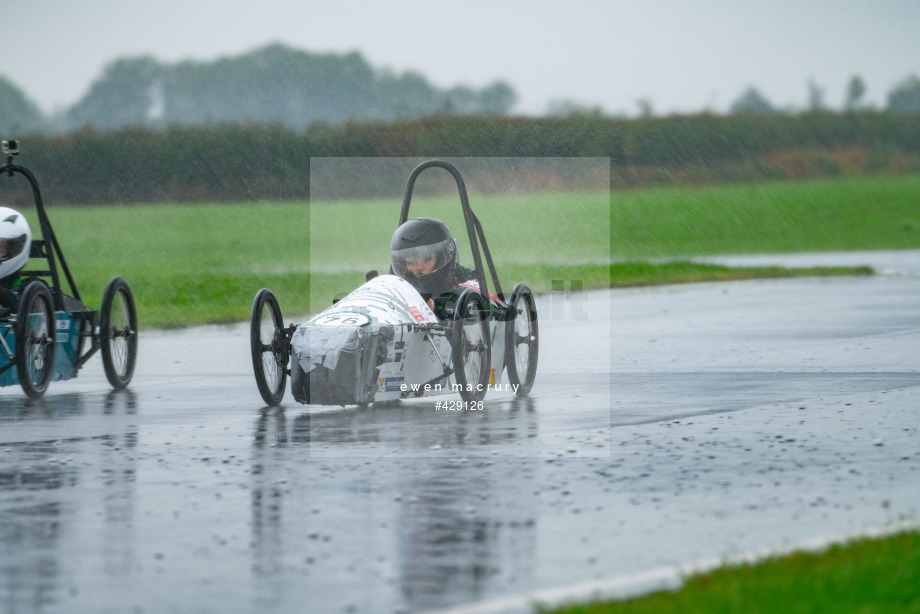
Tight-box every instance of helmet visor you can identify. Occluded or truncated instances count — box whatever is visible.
[391,238,456,279]
[0,235,26,263]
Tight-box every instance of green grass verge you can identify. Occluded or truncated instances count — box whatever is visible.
[543,530,920,614]
[17,174,917,327]
[611,174,920,256]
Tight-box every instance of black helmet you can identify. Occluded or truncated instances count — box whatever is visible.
[390,217,458,296]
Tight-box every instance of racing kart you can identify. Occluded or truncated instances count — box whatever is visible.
[0,140,138,398]
[250,159,538,407]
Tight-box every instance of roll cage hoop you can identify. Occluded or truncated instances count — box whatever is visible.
[397,159,505,303]
[2,140,82,312]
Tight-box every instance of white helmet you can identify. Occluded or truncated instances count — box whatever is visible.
[0,207,32,279]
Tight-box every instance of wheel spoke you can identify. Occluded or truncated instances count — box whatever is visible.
[449,292,492,402]
[259,316,283,391]
[250,290,288,406]
[465,351,481,383]
[106,289,132,377]
[28,334,52,380]
[250,293,287,404]
[30,325,46,377]
[461,309,486,387]
[513,305,533,380]
[504,286,538,395]
[17,285,55,396]
[99,278,138,390]
[261,351,280,389]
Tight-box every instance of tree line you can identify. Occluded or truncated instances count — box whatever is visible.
[729,74,920,115]
[4,43,920,136]
[0,44,516,135]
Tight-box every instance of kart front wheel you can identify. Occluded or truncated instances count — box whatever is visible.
[15,282,56,399]
[505,283,539,395]
[251,289,287,406]
[100,276,138,389]
[451,289,491,403]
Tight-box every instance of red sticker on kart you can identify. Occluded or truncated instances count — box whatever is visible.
[409,306,425,322]
[459,281,507,307]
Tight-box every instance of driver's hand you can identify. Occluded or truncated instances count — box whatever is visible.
[427,298,436,311]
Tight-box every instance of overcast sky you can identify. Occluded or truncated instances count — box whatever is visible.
[5,0,919,117]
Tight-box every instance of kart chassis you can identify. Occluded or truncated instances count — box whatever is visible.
[0,140,138,398]
[250,159,538,406]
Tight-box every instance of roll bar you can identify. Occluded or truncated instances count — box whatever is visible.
[2,140,81,310]
[398,160,504,302]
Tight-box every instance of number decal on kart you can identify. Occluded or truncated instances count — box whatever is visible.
[313,312,372,327]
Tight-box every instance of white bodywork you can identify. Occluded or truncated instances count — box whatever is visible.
[290,275,505,404]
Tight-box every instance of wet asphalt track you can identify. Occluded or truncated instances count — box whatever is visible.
[1,251,919,614]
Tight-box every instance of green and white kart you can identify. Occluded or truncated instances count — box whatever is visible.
[250,160,538,407]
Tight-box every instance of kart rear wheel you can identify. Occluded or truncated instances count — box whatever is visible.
[100,276,138,389]
[451,289,491,403]
[505,283,539,395]
[251,289,287,406]
[15,282,56,399]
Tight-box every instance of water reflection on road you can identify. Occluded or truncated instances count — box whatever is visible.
[0,391,137,613]
[247,398,543,613]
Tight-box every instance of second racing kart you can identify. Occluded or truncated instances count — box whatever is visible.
[0,140,138,398]
[250,159,538,407]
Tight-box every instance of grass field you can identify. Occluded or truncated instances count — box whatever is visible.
[611,174,920,256]
[544,530,920,614]
[16,173,919,327]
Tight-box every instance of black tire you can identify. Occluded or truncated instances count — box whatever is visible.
[451,289,491,403]
[15,282,56,399]
[251,289,287,406]
[100,276,138,389]
[505,283,539,395]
